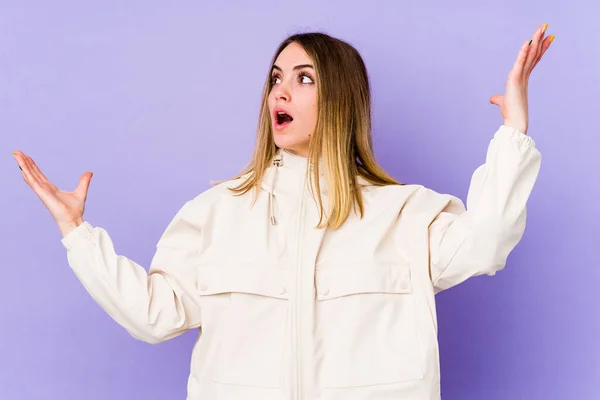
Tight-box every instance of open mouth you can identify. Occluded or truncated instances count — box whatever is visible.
[275,110,294,126]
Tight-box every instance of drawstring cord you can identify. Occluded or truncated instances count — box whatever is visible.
[269,154,283,225]
[268,151,326,226]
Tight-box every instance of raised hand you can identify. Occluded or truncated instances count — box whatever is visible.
[489,23,555,135]
[13,151,93,237]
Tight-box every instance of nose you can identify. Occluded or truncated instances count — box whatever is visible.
[272,81,291,102]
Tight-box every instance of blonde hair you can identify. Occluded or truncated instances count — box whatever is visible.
[228,32,400,229]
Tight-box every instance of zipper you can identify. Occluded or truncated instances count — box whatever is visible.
[270,155,283,225]
[294,168,308,400]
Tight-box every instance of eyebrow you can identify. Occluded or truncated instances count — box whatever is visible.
[271,64,314,73]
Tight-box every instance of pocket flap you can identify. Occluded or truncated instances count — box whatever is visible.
[197,265,290,299]
[315,262,412,301]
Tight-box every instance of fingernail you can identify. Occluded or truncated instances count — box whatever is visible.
[548,35,555,43]
[542,23,548,33]
[19,166,22,171]
[13,151,17,156]
[528,39,533,46]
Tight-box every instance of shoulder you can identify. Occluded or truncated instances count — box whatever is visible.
[364,181,465,218]
[175,174,253,224]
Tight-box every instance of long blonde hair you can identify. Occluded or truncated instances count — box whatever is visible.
[228,32,400,229]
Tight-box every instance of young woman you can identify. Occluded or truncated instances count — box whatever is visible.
[14,24,552,400]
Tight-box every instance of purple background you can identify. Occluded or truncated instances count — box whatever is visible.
[2,1,598,399]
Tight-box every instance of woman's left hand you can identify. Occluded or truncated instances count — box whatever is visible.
[489,23,554,135]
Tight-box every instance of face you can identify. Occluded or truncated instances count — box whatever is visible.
[268,42,318,157]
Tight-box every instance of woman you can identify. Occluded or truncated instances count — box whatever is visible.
[13,24,552,400]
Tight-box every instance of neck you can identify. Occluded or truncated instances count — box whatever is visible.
[283,148,308,158]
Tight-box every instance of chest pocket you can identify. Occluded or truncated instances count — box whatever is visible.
[196,265,290,388]
[315,262,424,388]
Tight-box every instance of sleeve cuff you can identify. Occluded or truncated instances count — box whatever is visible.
[494,125,536,148]
[61,221,95,251]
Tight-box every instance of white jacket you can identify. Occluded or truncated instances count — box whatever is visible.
[61,125,541,399]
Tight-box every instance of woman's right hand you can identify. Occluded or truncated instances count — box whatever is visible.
[13,150,93,237]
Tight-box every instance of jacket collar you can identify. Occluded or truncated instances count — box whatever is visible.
[260,148,320,193]
[260,148,372,194]
[258,148,373,225]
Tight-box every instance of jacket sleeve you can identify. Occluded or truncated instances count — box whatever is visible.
[60,200,203,344]
[424,125,541,293]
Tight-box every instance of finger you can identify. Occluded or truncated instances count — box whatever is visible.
[530,26,547,72]
[22,154,47,184]
[13,151,23,171]
[536,24,547,52]
[532,35,554,70]
[26,155,50,184]
[511,39,532,77]
[14,151,38,180]
[15,153,42,190]
[524,23,548,73]
[489,94,504,106]
[29,157,50,183]
[20,154,43,187]
[75,172,93,200]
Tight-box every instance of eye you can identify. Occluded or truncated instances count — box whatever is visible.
[271,75,281,85]
[299,73,314,84]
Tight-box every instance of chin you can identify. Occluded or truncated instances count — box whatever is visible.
[273,133,309,154]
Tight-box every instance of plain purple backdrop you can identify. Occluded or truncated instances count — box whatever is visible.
[2,1,598,399]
